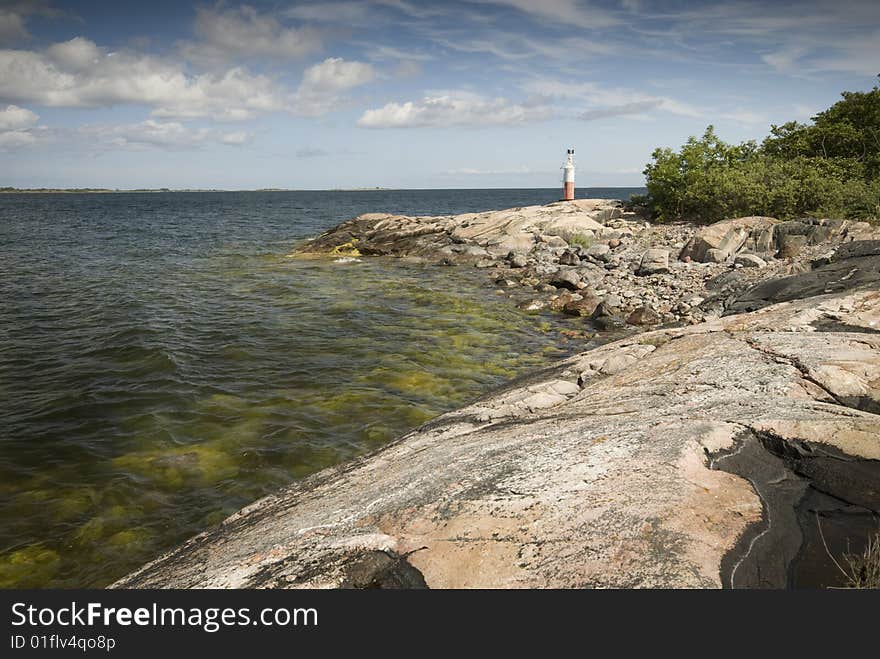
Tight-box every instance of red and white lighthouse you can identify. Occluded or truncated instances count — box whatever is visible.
[562,148,575,200]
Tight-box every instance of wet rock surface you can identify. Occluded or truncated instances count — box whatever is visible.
[116,285,880,589]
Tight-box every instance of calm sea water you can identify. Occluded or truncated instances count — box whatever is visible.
[0,188,644,588]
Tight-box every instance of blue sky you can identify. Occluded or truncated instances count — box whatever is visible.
[0,0,878,189]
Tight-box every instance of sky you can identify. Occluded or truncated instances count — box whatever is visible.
[0,0,878,189]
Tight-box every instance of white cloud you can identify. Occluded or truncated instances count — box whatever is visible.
[629,1,880,77]
[285,2,371,24]
[219,130,251,145]
[291,57,375,116]
[579,100,661,121]
[0,38,285,120]
[620,0,643,12]
[761,45,808,73]
[719,109,767,125]
[46,36,102,71]
[523,78,702,119]
[466,0,621,29]
[0,103,40,149]
[0,129,36,148]
[792,104,817,120]
[806,30,880,75]
[300,57,375,93]
[372,0,446,19]
[427,31,615,63]
[185,4,322,64]
[365,45,434,62]
[0,103,37,130]
[526,78,760,126]
[79,119,251,149]
[394,60,422,78]
[357,91,552,128]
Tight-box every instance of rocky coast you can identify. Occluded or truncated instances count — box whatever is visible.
[116,200,880,589]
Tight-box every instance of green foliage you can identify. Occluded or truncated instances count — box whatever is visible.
[643,86,880,224]
[563,231,594,248]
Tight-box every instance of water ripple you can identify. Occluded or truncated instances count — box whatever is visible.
[0,189,641,587]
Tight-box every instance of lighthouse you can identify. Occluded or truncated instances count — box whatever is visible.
[562,148,575,200]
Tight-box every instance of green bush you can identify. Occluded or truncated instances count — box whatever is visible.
[642,86,880,224]
[563,231,594,248]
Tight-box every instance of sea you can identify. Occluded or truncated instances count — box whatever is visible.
[0,187,645,587]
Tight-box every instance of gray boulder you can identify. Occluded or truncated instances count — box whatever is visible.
[704,248,728,263]
[562,289,601,317]
[679,216,779,263]
[637,249,670,275]
[558,250,580,266]
[585,243,611,259]
[591,297,626,330]
[626,304,662,326]
[549,269,582,291]
[733,254,766,268]
[508,252,528,268]
[777,234,808,259]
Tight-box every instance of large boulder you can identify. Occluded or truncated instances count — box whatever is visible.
[679,216,779,263]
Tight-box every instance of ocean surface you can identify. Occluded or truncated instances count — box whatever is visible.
[0,187,644,588]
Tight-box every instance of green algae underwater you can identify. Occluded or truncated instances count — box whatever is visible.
[0,189,632,588]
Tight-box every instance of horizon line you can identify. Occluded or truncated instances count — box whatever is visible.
[1,185,648,193]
